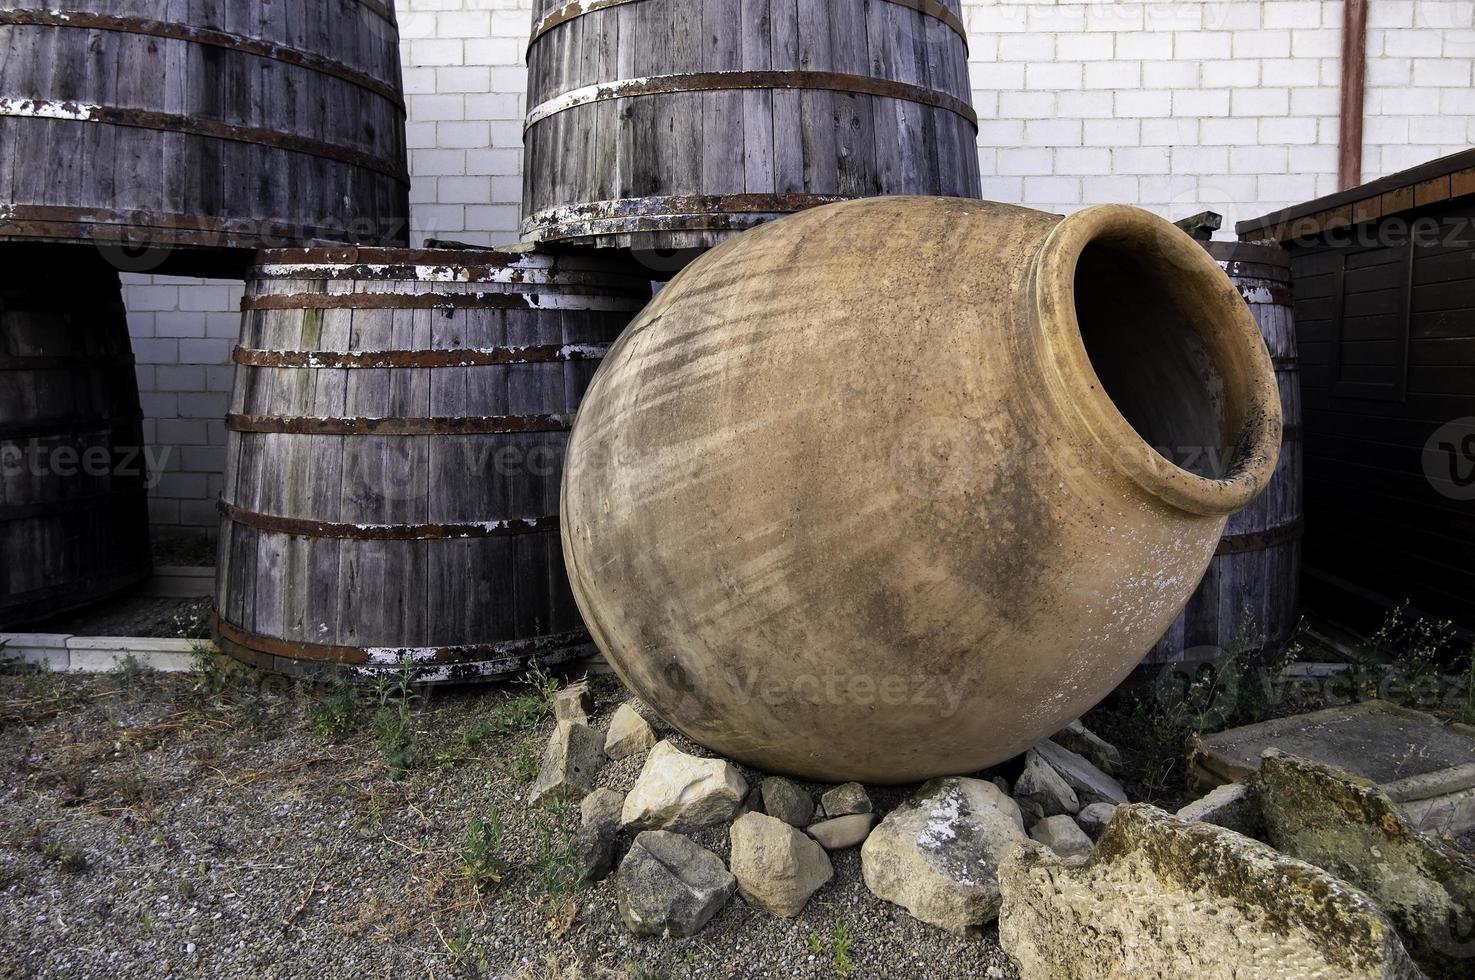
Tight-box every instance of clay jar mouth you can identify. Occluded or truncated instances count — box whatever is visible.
[1032,205,1282,518]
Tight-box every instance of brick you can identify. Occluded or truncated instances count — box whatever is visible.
[1175,89,1231,117]
[1230,145,1291,174]
[1115,90,1172,118]
[1056,33,1114,60]
[998,91,1057,118]
[1230,88,1291,117]
[1175,31,1233,59]
[1084,118,1142,147]
[1262,1,1324,29]
[156,419,207,446]
[1143,61,1199,88]
[154,365,205,391]
[1022,176,1082,205]
[1056,90,1114,119]
[1140,118,1201,146]
[178,339,229,364]
[1024,119,1083,147]
[1115,32,1173,60]
[1054,147,1113,175]
[132,339,178,364]
[1412,57,1472,86]
[1113,146,1171,174]
[1232,30,1291,58]
[999,34,1055,61]
[1083,60,1141,89]
[1025,61,1083,89]
[997,148,1054,176]
[1082,175,1142,205]
[1200,117,1260,146]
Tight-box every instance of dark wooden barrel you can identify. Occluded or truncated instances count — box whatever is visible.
[522,0,982,251]
[0,245,152,627]
[214,247,651,682]
[0,1,409,274]
[1147,241,1304,667]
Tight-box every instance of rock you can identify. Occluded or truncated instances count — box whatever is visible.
[1028,815,1093,865]
[1033,739,1128,807]
[820,782,872,819]
[615,831,736,938]
[1075,802,1116,841]
[807,813,875,851]
[573,819,619,883]
[740,784,764,816]
[574,788,625,884]
[729,812,834,917]
[604,703,658,760]
[529,722,606,806]
[761,777,814,828]
[1013,749,1079,827]
[620,740,749,834]
[553,680,594,723]
[998,804,1422,980]
[860,777,1027,936]
[1176,781,1264,839]
[1051,719,1123,776]
[1254,751,1475,978]
[580,787,625,831]
[991,776,1012,798]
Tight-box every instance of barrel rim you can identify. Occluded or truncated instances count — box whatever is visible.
[527,0,969,52]
[523,70,980,131]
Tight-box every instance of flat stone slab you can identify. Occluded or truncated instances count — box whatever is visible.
[1191,700,1475,835]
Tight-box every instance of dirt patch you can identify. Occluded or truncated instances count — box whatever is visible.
[20,595,212,640]
[0,662,1020,979]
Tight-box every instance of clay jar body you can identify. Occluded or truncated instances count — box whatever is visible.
[561,197,1282,783]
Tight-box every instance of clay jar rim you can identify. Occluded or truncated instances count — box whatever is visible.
[1031,204,1283,518]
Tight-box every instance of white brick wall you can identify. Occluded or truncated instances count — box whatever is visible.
[127,0,1475,538]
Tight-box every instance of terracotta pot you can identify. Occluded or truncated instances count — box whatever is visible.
[561,197,1282,784]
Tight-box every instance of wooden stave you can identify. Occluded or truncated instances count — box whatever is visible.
[0,1,410,262]
[1145,241,1304,666]
[0,246,152,627]
[215,248,646,682]
[521,0,981,250]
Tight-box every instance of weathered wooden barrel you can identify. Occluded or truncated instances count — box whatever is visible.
[0,1,409,274]
[522,0,982,251]
[214,247,651,682]
[0,245,152,627]
[1147,241,1303,667]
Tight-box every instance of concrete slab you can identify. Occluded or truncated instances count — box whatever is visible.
[1191,700,1475,835]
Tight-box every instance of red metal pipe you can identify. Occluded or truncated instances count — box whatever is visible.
[1339,0,1368,191]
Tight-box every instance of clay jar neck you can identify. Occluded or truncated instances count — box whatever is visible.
[1025,205,1283,518]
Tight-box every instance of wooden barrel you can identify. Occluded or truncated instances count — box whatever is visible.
[0,245,152,627]
[1146,241,1304,667]
[214,247,651,682]
[522,0,982,251]
[0,1,409,273]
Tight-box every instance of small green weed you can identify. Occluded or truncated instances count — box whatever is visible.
[528,801,582,899]
[460,807,507,892]
[830,922,856,976]
[308,681,361,740]
[371,659,419,779]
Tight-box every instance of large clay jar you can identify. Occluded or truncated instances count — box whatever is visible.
[561,197,1282,784]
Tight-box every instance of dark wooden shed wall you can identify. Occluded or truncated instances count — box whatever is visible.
[1286,196,1475,629]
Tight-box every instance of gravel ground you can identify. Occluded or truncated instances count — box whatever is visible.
[0,661,1020,980]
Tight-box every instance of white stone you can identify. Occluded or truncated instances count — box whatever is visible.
[620,740,748,834]
[605,702,659,760]
[730,812,833,918]
[860,778,1027,936]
